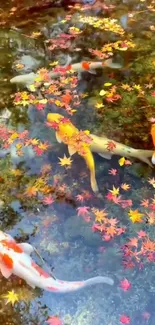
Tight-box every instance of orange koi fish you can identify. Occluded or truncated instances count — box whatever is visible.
[10,58,122,88]
[151,123,155,164]
[0,231,113,293]
[47,113,99,193]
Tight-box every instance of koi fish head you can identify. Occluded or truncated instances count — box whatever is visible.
[47,113,63,123]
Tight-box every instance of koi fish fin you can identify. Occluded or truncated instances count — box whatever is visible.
[18,243,34,255]
[152,152,155,164]
[98,152,112,159]
[132,149,154,167]
[64,54,72,67]
[55,132,62,143]
[88,69,96,75]
[77,72,82,80]
[103,58,122,69]
[0,263,12,279]
[68,145,76,156]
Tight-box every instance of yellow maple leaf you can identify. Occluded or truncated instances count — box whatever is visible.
[118,157,125,166]
[92,208,108,223]
[133,84,141,91]
[25,185,38,197]
[104,83,112,87]
[99,89,107,96]
[11,169,23,176]
[49,61,58,66]
[95,102,104,109]
[30,138,39,146]
[109,185,119,196]
[3,290,19,306]
[29,84,36,92]
[128,209,144,223]
[15,63,24,69]
[31,31,41,38]
[39,99,48,104]
[15,143,23,149]
[58,155,73,168]
[38,142,49,150]
[121,183,131,191]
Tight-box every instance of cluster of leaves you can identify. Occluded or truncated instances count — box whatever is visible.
[79,15,125,35]
[89,40,135,59]
[122,231,155,269]
[0,124,50,156]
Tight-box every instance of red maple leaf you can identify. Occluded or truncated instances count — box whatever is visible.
[106,141,116,151]
[120,199,132,208]
[120,278,131,291]
[120,314,130,324]
[42,195,54,205]
[76,194,85,202]
[137,230,147,238]
[77,206,89,217]
[46,316,62,325]
[128,237,138,248]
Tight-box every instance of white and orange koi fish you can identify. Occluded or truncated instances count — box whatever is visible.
[0,231,114,293]
[10,58,122,87]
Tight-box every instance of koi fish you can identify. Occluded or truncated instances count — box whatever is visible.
[90,134,154,167]
[0,231,114,293]
[150,123,155,164]
[10,58,122,88]
[47,113,99,193]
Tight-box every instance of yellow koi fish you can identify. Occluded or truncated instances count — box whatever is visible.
[47,113,99,193]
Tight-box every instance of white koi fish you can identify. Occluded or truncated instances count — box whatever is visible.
[10,58,122,87]
[0,231,114,293]
[90,134,154,167]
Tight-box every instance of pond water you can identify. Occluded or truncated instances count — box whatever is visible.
[0,0,155,324]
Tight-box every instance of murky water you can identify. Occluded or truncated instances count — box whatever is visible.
[0,0,155,324]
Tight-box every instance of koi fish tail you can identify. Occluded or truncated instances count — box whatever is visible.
[103,58,122,69]
[90,169,99,193]
[132,149,154,167]
[82,276,114,288]
[151,151,155,165]
[47,276,114,293]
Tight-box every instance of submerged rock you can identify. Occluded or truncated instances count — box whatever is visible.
[64,214,102,247]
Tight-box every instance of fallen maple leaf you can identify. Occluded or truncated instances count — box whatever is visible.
[46,315,62,325]
[77,206,89,217]
[148,177,155,188]
[109,185,120,196]
[106,141,116,151]
[128,209,144,223]
[120,278,131,291]
[3,290,19,306]
[121,183,130,191]
[15,63,24,69]
[42,195,54,205]
[108,168,118,175]
[137,230,147,238]
[119,157,125,166]
[120,314,130,324]
[58,154,73,168]
[140,199,149,207]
